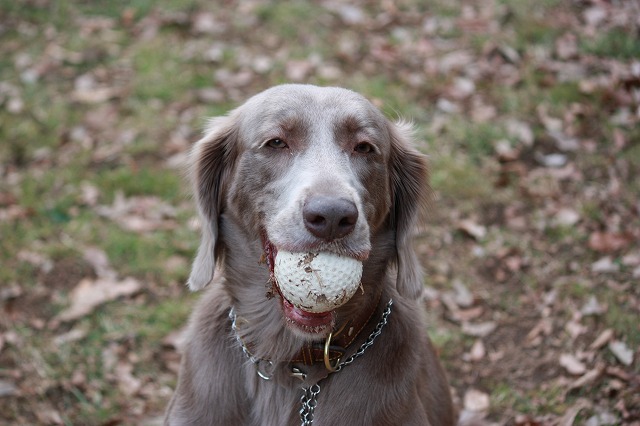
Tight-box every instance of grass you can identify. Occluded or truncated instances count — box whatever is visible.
[94,167,183,200]
[582,28,640,60]
[430,154,493,199]
[1,0,639,423]
[255,1,328,41]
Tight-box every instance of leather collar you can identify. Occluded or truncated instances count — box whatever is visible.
[289,289,383,366]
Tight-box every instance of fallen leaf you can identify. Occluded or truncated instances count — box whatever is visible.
[285,60,314,82]
[463,388,490,412]
[162,328,188,352]
[608,340,634,366]
[470,99,497,122]
[71,86,121,104]
[503,255,523,272]
[53,327,89,346]
[191,11,226,35]
[583,6,607,27]
[506,119,534,146]
[453,306,484,322]
[324,3,366,25]
[526,318,553,345]
[606,365,631,382]
[589,329,614,350]
[35,407,63,425]
[95,192,178,233]
[591,257,619,274]
[79,181,100,206]
[463,339,486,362]
[555,32,578,60]
[581,296,606,316]
[560,353,587,376]
[549,130,580,152]
[457,219,487,240]
[462,321,497,337]
[495,139,519,161]
[452,280,474,308]
[196,87,225,104]
[535,152,568,168]
[568,365,604,391]
[436,98,461,114]
[0,284,22,302]
[55,277,141,322]
[621,252,640,266]
[448,77,475,99]
[588,231,633,253]
[557,399,590,426]
[585,411,619,426]
[553,208,581,227]
[115,361,142,396]
[17,250,53,273]
[439,50,475,72]
[565,318,588,339]
[83,246,116,279]
[0,380,18,397]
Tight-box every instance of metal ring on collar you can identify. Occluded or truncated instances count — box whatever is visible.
[323,332,340,372]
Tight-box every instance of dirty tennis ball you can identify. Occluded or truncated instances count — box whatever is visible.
[274,251,363,313]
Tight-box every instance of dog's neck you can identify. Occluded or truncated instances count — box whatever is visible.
[288,286,384,368]
[220,216,396,368]
[229,291,393,389]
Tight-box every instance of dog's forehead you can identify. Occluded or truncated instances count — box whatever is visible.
[239,85,386,138]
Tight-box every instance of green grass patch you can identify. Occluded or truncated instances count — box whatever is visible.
[621,133,640,178]
[547,81,583,105]
[581,28,640,60]
[94,166,182,201]
[255,1,327,40]
[439,118,507,163]
[131,38,200,102]
[430,155,492,200]
[346,75,433,120]
[496,66,586,118]
[603,293,640,350]
[96,224,190,279]
[543,223,582,245]
[427,325,463,351]
[490,381,566,416]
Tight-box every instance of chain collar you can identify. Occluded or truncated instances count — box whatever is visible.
[229,299,394,425]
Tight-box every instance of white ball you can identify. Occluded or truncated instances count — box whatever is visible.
[274,251,363,313]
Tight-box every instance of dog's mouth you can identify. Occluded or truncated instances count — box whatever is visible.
[262,238,335,336]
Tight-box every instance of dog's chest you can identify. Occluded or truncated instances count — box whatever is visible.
[249,378,302,426]
[247,366,369,426]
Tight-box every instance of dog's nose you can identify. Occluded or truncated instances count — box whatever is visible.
[303,195,358,240]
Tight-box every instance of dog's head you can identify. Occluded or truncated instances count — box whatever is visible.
[187,85,429,338]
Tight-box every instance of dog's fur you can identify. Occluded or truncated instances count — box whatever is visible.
[165,85,455,425]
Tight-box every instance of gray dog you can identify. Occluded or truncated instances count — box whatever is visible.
[165,85,455,425]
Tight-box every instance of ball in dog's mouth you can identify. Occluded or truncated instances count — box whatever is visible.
[266,246,363,335]
[274,251,363,312]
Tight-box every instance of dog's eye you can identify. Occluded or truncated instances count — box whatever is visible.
[266,139,288,149]
[354,142,374,154]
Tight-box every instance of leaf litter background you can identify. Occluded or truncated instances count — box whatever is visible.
[1,0,639,425]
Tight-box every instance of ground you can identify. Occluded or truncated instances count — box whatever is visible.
[0,0,639,425]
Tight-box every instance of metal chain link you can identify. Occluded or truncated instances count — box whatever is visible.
[230,300,393,426]
[229,307,274,380]
[299,383,320,425]
[334,299,393,372]
[299,299,393,425]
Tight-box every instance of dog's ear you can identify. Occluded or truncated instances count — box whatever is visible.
[187,113,239,291]
[388,120,430,299]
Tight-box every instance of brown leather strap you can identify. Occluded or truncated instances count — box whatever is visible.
[290,290,383,365]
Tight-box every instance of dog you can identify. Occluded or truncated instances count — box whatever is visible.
[165,85,455,425]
